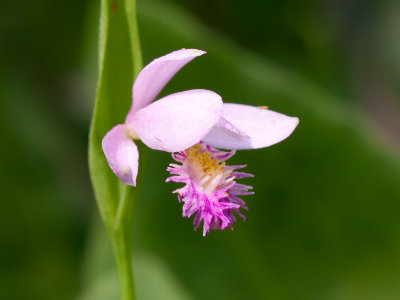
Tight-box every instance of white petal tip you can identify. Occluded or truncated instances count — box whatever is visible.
[168,48,206,60]
[187,49,206,56]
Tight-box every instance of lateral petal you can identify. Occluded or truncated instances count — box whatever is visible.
[102,124,139,186]
[203,103,299,149]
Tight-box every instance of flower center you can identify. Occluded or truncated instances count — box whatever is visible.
[184,144,233,194]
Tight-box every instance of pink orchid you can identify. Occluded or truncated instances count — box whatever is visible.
[102,49,299,235]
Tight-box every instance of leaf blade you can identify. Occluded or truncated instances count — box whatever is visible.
[89,0,141,230]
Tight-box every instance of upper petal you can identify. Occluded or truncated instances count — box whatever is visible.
[102,124,139,186]
[128,89,223,152]
[202,103,299,149]
[127,49,206,118]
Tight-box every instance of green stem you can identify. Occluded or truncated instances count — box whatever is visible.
[112,225,135,300]
[112,186,136,300]
[115,185,135,228]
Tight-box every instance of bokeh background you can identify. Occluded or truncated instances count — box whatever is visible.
[1,0,400,299]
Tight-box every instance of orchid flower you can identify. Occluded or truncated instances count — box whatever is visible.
[102,49,299,235]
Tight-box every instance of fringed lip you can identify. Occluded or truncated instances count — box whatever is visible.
[166,142,253,236]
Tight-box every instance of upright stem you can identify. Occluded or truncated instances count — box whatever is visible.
[112,225,135,300]
[112,185,136,300]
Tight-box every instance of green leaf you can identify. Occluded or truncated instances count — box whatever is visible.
[88,0,142,230]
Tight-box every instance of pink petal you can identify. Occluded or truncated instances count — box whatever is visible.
[202,117,251,147]
[128,89,223,152]
[126,49,206,119]
[102,124,139,186]
[203,103,299,149]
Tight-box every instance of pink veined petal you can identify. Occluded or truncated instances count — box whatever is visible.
[202,103,299,150]
[126,49,206,120]
[128,89,223,152]
[102,124,139,186]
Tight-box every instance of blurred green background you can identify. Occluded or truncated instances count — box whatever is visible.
[1,0,400,299]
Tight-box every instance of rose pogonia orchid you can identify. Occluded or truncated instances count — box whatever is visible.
[102,49,299,235]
